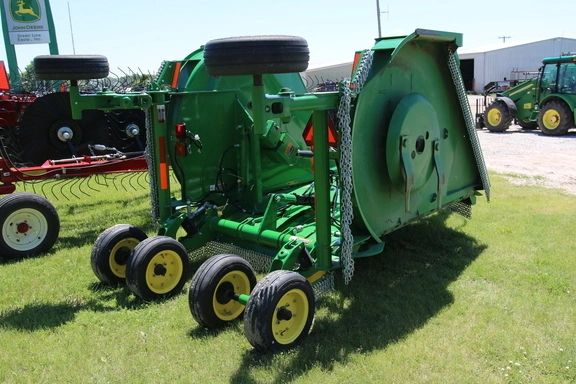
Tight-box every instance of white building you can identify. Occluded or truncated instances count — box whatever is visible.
[460,37,576,93]
[302,62,352,90]
[304,37,576,94]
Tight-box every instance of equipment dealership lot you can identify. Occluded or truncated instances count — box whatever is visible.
[0,101,574,383]
[476,122,576,195]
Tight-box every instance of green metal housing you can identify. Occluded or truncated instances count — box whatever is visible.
[68,29,488,283]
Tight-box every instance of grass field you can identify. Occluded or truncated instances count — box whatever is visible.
[0,174,574,383]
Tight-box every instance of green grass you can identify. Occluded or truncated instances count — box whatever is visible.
[0,174,575,383]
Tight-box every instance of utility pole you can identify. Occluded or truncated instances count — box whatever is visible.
[67,2,76,54]
[376,1,389,38]
[498,36,511,43]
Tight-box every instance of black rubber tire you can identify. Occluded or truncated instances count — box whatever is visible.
[34,55,109,80]
[484,101,512,132]
[91,224,147,285]
[189,254,257,328]
[244,270,315,352]
[538,100,573,136]
[126,236,191,301]
[203,35,309,76]
[0,193,59,259]
[517,120,538,130]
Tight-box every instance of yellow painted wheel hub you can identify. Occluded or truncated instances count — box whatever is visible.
[271,288,309,345]
[542,109,561,129]
[486,108,502,126]
[212,271,251,321]
[108,238,140,279]
[145,250,183,294]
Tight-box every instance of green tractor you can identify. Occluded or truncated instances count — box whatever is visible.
[483,54,576,135]
[33,29,489,351]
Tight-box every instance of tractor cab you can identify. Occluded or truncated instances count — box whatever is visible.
[538,55,576,98]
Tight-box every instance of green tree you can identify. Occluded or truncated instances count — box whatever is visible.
[19,61,37,93]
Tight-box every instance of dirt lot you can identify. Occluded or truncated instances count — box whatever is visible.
[476,125,576,195]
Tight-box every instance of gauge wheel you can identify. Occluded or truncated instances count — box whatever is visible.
[126,236,191,301]
[189,254,257,328]
[538,100,573,136]
[484,101,512,132]
[0,193,59,259]
[34,55,109,80]
[203,35,309,76]
[244,270,315,352]
[91,224,147,285]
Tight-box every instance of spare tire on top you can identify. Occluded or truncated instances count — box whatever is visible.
[203,35,309,76]
[34,55,109,80]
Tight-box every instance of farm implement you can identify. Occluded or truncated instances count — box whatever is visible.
[0,60,150,259]
[36,29,489,350]
[0,152,148,258]
[480,54,576,135]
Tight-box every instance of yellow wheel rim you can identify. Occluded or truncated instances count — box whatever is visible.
[145,250,184,294]
[212,271,251,321]
[108,237,140,279]
[486,108,502,126]
[542,109,561,129]
[271,288,309,345]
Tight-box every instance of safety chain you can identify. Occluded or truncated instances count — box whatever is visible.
[447,50,491,201]
[337,50,374,285]
[153,60,168,86]
[144,111,160,223]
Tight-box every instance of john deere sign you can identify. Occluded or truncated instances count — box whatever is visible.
[3,0,49,44]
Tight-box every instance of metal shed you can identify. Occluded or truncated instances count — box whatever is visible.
[459,37,576,93]
[304,37,576,94]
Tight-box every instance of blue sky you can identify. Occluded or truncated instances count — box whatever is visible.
[2,0,575,73]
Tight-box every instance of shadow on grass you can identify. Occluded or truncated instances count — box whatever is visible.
[88,282,151,310]
[0,299,113,331]
[0,283,151,331]
[188,325,233,339]
[0,247,58,266]
[229,212,487,384]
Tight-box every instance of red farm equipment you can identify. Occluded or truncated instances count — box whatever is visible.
[0,60,150,259]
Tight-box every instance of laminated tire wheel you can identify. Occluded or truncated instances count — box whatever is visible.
[244,270,315,352]
[189,254,256,328]
[126,236,191,301]
[91,224,148,285]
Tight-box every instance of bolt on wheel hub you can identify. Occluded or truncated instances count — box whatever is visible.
[57,126,74,142]
[153,263,167,276]
[125,123,140,137]
[144,250,184,294]
[16,222,30,233]
[2,208,48,251]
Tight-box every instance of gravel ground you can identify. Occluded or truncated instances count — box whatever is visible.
[474,115,576,195]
